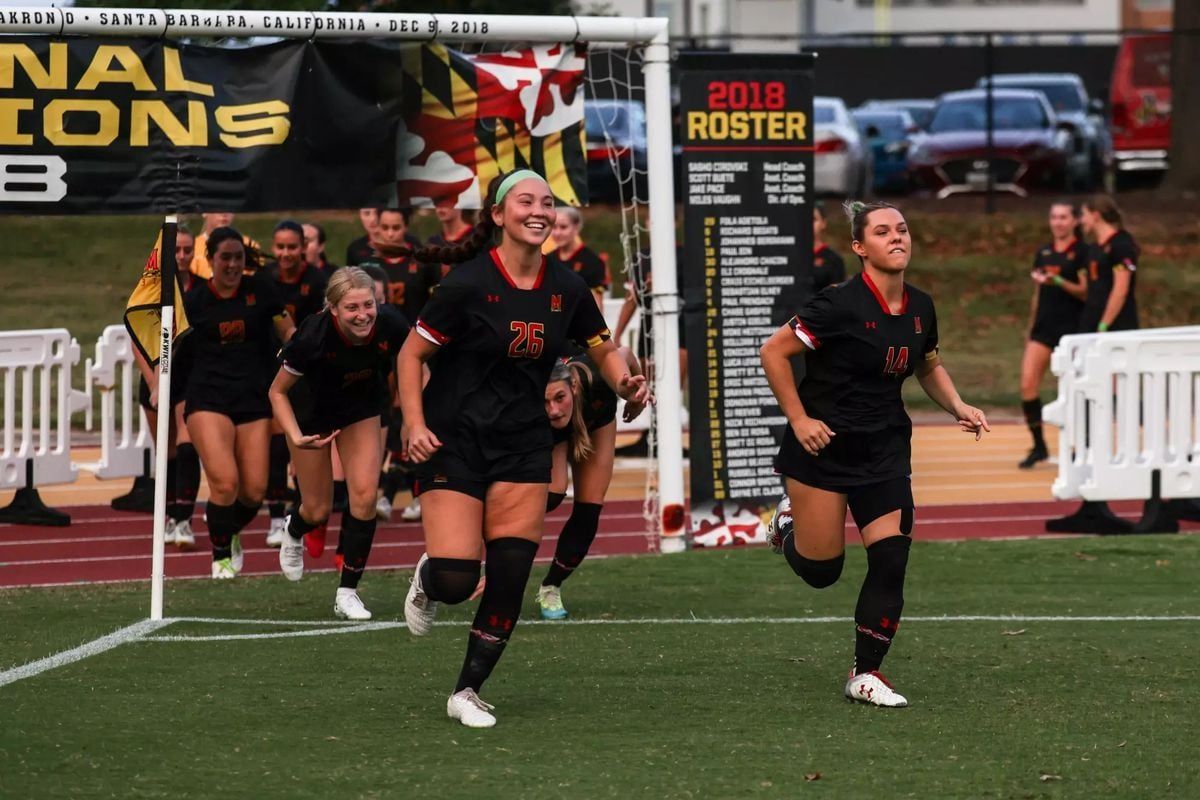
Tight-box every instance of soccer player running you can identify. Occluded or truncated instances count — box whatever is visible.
[399,170,650,728]
[264,221,330,547]
[1079,194,1140,335]
[547,206,608,309]
[537,348,646,619]
[760,201,989,707]
[135,227,202,549]
[812,202,847,292]
[270,268,410,620]
[181,227,295,578]
[1018,202,1086,469]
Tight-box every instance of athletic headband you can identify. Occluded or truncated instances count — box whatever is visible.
[495,169,549,204]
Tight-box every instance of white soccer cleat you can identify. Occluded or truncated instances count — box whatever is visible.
[376,496,393,521]
[447,689,496,728]
[266,517,287,548]
[334,588,372,621]
[767,494,792,555]
[401,498,422,522]
[404,553,439,636]
[211,558,237,580]
[231,533,244,573]
[163,519,178,545]
[279,517,305,582]
[173,520,195,550]
[844,671,908,708]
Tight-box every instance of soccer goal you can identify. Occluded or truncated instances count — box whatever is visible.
[0,8,687,619]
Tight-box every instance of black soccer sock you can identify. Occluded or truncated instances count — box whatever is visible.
[421,557,482,604]
[542,502,602,587]
[455,538,539,693]
[172,443,200,523]
[287,510,321,542]
[853,536,912,675]
[1022,398,1046,451]
[231,499,261,534]
[205,501,237,560]
[546,492,567,512]
[266,434,290,518]
[338,514,378,590]
[332,480,349,513]
[163,455,180,518]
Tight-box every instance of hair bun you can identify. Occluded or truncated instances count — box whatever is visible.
[843,200,866,220]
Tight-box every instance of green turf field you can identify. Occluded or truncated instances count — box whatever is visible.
[2,537,1198,798]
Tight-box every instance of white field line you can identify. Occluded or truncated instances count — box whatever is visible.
[0,618,175,689]
[138,613,1200,643]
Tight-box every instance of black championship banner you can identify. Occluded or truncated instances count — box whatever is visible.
[680,53,815,546]
[0,38,588,213]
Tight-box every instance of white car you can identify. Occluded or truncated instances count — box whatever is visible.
[814,96,872,197]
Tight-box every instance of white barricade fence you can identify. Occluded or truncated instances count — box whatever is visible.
[1043,325,1200,532]
[78,324,154,480]
[0,329,89,525]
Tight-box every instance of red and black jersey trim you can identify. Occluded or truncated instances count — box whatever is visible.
[861,270,908,316]
[415,320,450,345]
[789,316,821,349]
[490,248,546,290]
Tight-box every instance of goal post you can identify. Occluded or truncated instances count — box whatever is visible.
[0,9,689,617]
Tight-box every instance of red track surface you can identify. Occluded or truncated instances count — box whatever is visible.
[1,499,1195,589]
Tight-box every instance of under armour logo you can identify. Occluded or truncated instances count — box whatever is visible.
[914,317,922,334]
[865,321,877,330]
[487,294,501,303]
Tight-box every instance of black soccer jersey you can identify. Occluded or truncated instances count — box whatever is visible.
[181,273,287,404]
[415,248,612,466]
[788,271,939,433]
[345,236,374,268]
[280,305,410,433]
[266,262,328,327]
[427,227,475,278]
[361,253,441,322]
[1082,230,1140,332]
[548,244,608,292]
[551,351,619,445]
[1030,239,1085,344]
[812,245,847,293]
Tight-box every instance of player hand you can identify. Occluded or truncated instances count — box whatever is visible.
[623,397,648,423]
[792,415,835,456]
[1030,269,1048,285]
[618,373,652,407]
[954,403,990,441]
[292,430,339,449]
[404,424,442,464]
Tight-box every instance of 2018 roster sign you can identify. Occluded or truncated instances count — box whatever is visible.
[681,53,815,507]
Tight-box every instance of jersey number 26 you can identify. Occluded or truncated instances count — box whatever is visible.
[509,321,545,359]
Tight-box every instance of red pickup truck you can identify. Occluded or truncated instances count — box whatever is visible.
[1109,33,1171,181]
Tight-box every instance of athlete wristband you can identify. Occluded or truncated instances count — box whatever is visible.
[1098,322,1109,332]
[1052,275,1064,287]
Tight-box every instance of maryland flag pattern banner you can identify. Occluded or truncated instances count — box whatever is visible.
[395,43,589,209]
[124,230,190,366]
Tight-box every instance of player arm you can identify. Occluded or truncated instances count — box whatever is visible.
[759,325,811,429]
[268,367,336,449]
[614,291,637,343]
[398,331,442,462]
[1098,268,1132,330]
[916,360,990,440]
[1055,273,1087,302]
[273,314,296,343]
[589,339,652,411]
[133,346,157,395]
[1026,286,1039,333]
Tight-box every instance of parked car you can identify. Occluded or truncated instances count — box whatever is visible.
[585,99,647,202]
[1108,33,1171,184]
[851,108,916,194]
[977,73,1112,190]
[859,98,936,131]
[907,89,1074,198]
[814,96,872,197]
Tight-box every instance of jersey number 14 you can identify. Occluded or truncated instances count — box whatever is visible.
[884,346,909,376]
[509,321,545,358]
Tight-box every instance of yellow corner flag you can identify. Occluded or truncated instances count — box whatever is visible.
[123,227,191,366]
